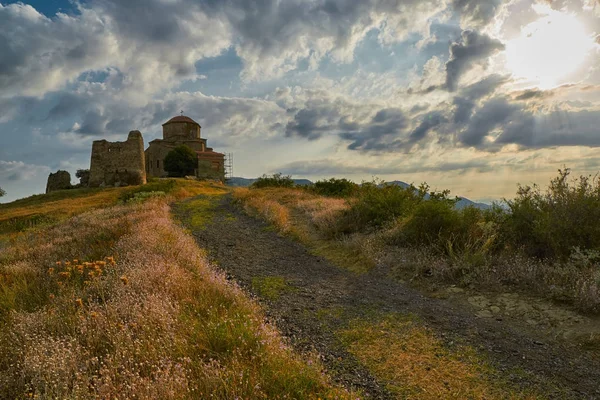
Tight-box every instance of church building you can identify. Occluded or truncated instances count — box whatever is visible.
[145,115,225,180]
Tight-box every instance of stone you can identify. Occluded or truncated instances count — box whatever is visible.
[89,130,147,188]
[46,170,72,193]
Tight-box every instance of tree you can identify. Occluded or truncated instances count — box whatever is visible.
[76,169,90,187]
[0,186,5,197]
[164,145,198,177]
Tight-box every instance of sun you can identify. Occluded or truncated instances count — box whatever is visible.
[505,7,595,89]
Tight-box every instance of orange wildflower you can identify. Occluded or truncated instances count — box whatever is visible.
[120,275,129,285]
[75,298,83,307]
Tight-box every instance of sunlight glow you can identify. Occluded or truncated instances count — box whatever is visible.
[505,7,595,89]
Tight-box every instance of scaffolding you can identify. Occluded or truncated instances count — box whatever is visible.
[224,153,234,181]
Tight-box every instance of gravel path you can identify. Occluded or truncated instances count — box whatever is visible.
[174,194,600,399]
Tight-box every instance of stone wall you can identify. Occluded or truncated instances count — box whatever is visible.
[163,122,201,140]
[89,131,147,187]
[46,170,72,193]
[145,138,207,178]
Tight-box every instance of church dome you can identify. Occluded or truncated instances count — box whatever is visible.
[162,115,201,127]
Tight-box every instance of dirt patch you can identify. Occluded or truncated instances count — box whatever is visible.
[175,194,600,399]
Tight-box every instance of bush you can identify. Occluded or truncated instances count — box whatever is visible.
[126,191,166,203]
[400,198,461,247]
[119,180,177,202]
[251,173,295,189]
[501,168,600,260]
[75,169,90,187]
[0,187,5,197]
[337,181,424,232]
[164,145,197,177]
[310,178,358,197]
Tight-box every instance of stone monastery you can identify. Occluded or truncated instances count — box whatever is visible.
[88,115,225,187]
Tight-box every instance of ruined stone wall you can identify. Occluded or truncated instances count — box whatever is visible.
[163,122,201,140]
[89,131,146,187]
[46,170,72,193]
[197,152,225,181]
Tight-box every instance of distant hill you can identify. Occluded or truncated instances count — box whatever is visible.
[227,177,313,187]
[387,181,491,210]
[228,177,492,209]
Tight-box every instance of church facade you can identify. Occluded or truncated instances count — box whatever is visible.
[145,115,225,180]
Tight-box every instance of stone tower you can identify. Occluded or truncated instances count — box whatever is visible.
[89,130,147,187]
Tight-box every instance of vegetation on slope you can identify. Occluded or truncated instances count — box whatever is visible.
[0,180,352,399]
[234,169,600,312]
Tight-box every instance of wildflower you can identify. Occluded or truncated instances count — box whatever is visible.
[59,271,71,279]
[55,261,61,266]
[75,298,83,307]
[73,259,78,264]
[76,265,84,273]
[120,275,129,285]
[47,267,54,275]
[90,311,98,318]
[49,294,55,300]
[83,280,91,285]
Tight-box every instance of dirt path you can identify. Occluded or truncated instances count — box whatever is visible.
[175,194,600,399]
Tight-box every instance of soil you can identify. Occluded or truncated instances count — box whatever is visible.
[174,194,600,399]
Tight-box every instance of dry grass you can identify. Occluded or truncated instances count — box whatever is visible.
[233,187,375,273]
[0,186,354,399]
[234,188,292,233]
[339,314,540,399]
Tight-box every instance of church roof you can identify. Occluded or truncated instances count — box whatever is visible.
[162,115,201,126]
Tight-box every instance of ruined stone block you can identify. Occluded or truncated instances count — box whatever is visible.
[46,170,72,193]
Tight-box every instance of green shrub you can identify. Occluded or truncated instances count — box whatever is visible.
[501,168,600,260]
[400,198,460,247]
[120,179,177,202]
[337,181,424,232]
[126,191,166,203]
[310,178,358,197]
[251,173,295,189]
[0,187,5,198]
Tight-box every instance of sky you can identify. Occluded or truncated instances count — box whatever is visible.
[0,0,599,203]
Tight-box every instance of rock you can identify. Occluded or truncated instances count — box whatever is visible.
[490,306,501,314]
[46,170,72,193]
[476,310,493,318]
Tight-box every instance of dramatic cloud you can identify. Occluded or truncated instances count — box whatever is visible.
[452,74,508,123]
[452,0,505,28]
[445,30,505,91]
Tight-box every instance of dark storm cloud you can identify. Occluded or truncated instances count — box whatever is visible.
[409,111,447,142]
[445,30,505,91]
[285,106,342,140]
[285,102,417,152]
[455,94,600,150]
[452,74,507,123]
[342,108,408,151]
[459,97,518,146]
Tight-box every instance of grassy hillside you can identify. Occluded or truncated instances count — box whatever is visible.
[0,180,353,399]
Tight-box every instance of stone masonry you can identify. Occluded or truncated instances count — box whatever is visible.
[89,130,147,187]
[46,170,72,193]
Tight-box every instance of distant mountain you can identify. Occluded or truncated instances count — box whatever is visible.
[455,197,491,210]
[227,177,313,187]
[386,180,491,210]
